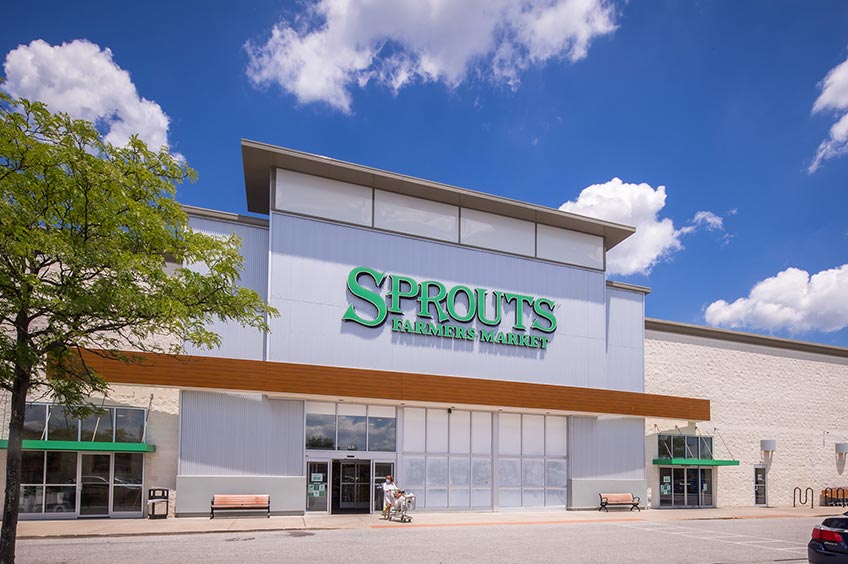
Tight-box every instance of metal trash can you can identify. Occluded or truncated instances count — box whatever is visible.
[147,488,169,519]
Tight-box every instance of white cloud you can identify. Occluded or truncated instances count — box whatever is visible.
[559,178,724,276]
[691,210,724,230]
[245,0,617,112]
[3,39,172,151]
[809,56,848,173]
[705,265,848,334]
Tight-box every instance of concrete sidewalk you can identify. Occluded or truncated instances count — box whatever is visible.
[15,505,842,539]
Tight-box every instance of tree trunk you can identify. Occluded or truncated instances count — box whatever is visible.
[0,366,30,564]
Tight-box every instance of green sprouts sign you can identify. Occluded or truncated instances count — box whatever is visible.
[342,266,557,350]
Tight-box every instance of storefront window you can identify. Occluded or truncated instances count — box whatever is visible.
[47,406,79,441]
[305,403,397,452]
[114,408,145,442]
[367,417,396,451]
[81,408,115,442]
[658,435,673,458]
[22,403,147,444]
[686,436,699,458]
[19,486,44,514]
[113,485,142,512]
[45,486,76,513]
[21,452,44,485]
[659,434,715,460]
[337,415,367,451]
[672,436,686,458]
[305,414,336,450]
[23,404,47,440]
[46,452,77,484]
[114,453,144,485]
[699,437,713,460]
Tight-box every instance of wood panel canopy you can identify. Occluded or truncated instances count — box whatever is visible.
[82,350,710,420]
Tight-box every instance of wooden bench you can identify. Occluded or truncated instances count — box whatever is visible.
[210,495,271,519]
[598,493,641,512]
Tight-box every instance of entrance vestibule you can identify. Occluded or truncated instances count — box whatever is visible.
[658,467,714,508]
[306,459,395,514]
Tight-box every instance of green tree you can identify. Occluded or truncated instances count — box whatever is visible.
[0,91,277,563]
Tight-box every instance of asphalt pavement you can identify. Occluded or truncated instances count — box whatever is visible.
[15,514,827,564]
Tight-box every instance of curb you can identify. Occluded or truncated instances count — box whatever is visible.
[17,509,840,540]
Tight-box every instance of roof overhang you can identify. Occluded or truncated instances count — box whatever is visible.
[241,139,636,251]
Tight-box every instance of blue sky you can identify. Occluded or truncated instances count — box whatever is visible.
[3,0,848,346]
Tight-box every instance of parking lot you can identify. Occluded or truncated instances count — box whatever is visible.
[15,515,823,564]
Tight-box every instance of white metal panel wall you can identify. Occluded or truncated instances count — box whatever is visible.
[179,391,304,476]
[275,169,372,226]
[536,224,604,270]
[374,190,459,242]
[604,287,645,392]
[569,416,645,480]
[185,216,269,360]
[268,213,610,388]
[460,208,536,256]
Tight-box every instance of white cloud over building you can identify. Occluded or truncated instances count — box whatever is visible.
[809,56,848,173]
[559,178,724,276]
[3,39,173,152]
[245,0,617,112]
[705,265,848,334]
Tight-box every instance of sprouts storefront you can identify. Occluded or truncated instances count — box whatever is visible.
[1,140,728,518]
[73,140,708,517]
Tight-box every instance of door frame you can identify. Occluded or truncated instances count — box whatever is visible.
[76,452,145,519]
[658,466,715,508]
[754,465,768,506]
[77,452,112,518]
[305,453,397,514]
[338,459,371,510]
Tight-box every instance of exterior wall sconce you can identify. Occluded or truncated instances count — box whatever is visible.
[836,443,848,475]
[761,439,777,467]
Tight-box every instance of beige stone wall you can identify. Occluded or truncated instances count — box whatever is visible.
[0,384,180,517]
[107,384,181,516]
[645,330,848,508]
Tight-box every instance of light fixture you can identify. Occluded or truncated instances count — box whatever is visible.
[761,439,777,453]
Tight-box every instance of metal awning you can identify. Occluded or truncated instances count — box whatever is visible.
[0,440,155,453]
[652,458,739,467]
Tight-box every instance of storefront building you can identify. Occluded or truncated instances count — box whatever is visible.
[0,140,844,518]
[644,319,848,509]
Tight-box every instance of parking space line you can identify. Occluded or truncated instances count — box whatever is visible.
[613,522,809,554]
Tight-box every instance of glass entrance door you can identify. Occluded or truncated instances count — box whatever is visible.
[700,468,713,506]
[306,462,329,512]
[754,467,767,505]
[79,454,110,516]
[340,461,370,510]
[373,462,395,512]
[659,467,714,507]
[331,459,371,513]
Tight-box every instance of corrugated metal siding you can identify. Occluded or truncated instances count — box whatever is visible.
[569,416,645,481]
[604,287,645,392]
[268,213,608,388]
[185,217,269,360]
[179,391,303,476]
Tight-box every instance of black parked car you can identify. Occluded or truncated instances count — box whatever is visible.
[809,513,848,563]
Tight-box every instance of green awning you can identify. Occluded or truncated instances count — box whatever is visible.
[653,458,739,467]
[0,440,155,453]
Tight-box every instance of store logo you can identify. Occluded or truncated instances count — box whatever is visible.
[341,266,556,349]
